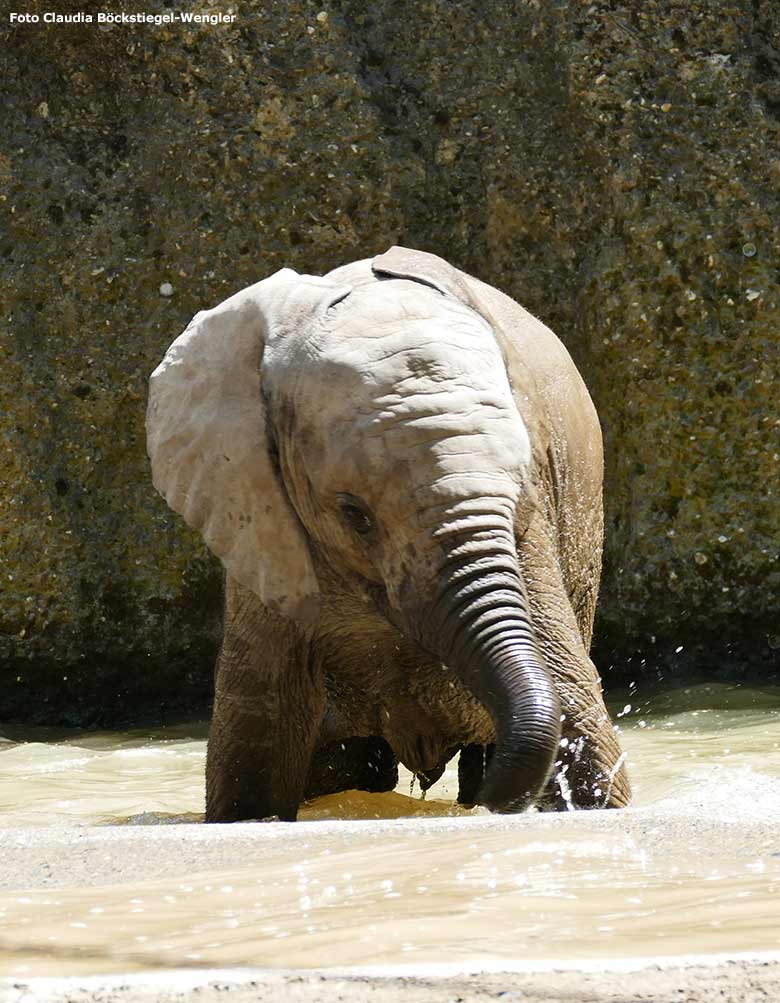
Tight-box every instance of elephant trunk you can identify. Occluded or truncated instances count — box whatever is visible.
[418,510,561,812]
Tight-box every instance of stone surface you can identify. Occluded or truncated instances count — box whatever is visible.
[5,964,780,1003]
[1,1,779,724]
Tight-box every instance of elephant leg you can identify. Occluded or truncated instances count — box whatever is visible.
[299,679,399,799]
[538,675,629,811]
[519,521,631,811]
[304,736,398,800]
[457,744,494,806]
[206,578,324,823]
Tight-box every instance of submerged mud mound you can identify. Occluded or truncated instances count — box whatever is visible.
[1,1,778,723]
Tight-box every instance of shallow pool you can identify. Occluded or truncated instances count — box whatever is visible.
[0,682,778,977]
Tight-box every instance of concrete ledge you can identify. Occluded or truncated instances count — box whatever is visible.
[4,957,780,1003]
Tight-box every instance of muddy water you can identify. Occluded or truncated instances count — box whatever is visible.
[0,683,778,977]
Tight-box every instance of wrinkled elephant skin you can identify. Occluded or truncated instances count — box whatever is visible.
[147,246,630,821]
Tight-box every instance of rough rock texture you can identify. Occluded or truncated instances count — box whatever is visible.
[1,0,778,725]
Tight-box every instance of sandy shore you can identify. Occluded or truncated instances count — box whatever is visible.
[2,811,779,1001]
[2,809,778,891]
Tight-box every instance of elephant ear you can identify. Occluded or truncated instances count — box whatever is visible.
[146,269,349,624]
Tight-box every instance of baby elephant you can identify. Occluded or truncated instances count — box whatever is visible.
[147,246,630,821]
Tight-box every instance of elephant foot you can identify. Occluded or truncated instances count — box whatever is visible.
[304,736,398,800]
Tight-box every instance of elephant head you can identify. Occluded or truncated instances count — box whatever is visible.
[147,247,562,813]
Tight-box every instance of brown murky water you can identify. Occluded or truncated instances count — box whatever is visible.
[0,683,779,977]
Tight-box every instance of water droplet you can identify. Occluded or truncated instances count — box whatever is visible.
[742,242,757,257]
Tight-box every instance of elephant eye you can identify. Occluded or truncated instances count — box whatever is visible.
[337,496,374,537]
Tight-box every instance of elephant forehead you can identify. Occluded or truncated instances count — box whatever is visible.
[304,302,512,428]
[301,374,530,506]
[321,284,502,377]
[268,280,507,413]
[281,280,530,497]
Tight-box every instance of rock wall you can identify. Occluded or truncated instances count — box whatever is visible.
[2,0,778,724]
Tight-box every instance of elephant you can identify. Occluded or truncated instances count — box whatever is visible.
[146,246,630,822]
